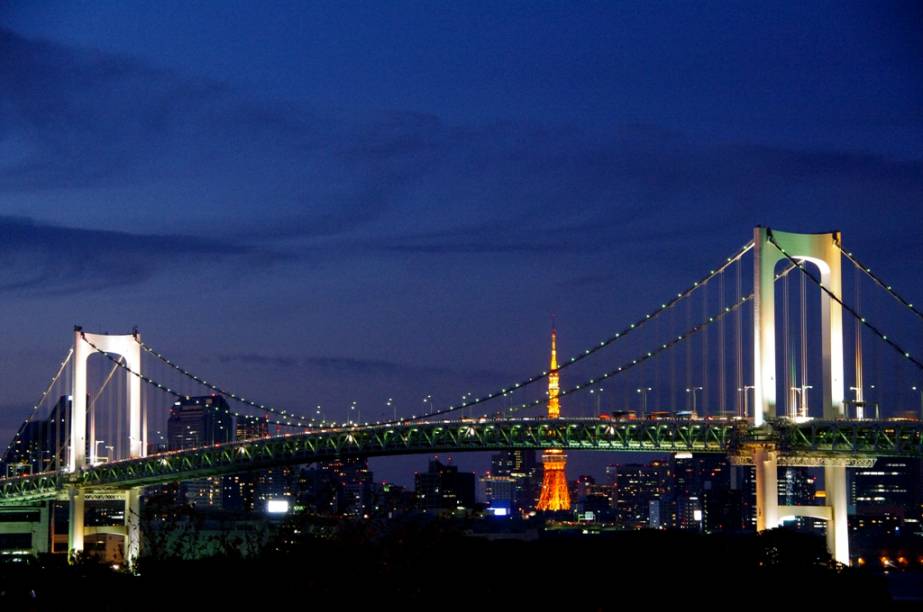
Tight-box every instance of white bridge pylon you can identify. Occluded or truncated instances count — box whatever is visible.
[69,327,145,472]
[751,227,849,566]
[68,327,145,564]
[753,226,845,426]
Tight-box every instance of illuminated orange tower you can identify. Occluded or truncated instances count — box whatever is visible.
[536,326,571,511]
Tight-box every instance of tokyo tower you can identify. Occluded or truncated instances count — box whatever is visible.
[536,326,571,511]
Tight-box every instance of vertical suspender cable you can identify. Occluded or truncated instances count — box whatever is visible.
[736,258,743,416]
[853,263,864,415]
[800,267,808,417]
[685,297,692,410]
[783,272,792,418]
[719,269,726,415]
[670,305,677,411]
[701,281,709,416]
[654,312,661,410]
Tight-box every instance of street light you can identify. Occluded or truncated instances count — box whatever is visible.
[387,398,394,422]
[738,385,755,419]
[423,394,433,415]
[461,392,473,419]
[912,386,923,420]
[636,387,652,417]
[349,401,359,425]
[849,386,863,419]
[93,440,106,464]
[798,385,813,418]
[686,386,703,418]
[589,387,604,417]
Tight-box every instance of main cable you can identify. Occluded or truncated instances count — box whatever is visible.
[769,233,923,372]
[136,241,755,426]
[838,244,923,323]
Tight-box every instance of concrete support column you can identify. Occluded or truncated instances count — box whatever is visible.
[68,486,84,560]
[825,465,850,565]
[753,446,778,531]
[125,487,141,569]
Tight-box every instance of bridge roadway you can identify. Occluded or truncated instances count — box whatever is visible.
[2,417,922,505]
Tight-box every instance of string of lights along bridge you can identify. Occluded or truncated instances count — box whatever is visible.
[1,226,922,570]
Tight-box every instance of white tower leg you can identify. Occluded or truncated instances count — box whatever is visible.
[125,487,141,569]
[68,486,84,561]
[825,465,850,565]
[753,446,778,531]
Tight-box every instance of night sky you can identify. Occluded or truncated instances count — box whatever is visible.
[1,2,922,485]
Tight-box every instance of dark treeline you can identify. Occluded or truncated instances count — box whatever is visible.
[0,519,905,610]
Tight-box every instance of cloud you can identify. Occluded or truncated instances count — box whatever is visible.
[0,215,283,295]
[217,352,505,381]
[2,26,922,278]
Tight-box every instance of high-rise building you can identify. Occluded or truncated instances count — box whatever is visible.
[537,327,571,512]
[415,459,476,514]
[489,449,541,514]
[166,396,234,509]
[482,474,516,511]
[849,458,922,537]
[608,461,671,529]
[670,453,742,532]
[166,395,233,450]
[296,458,373,517]
[224,417,272,512]
[3,395,72,474]
[574,475,615,521]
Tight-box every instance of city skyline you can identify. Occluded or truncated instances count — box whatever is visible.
[1,5,922,490]
[1,5,923,587]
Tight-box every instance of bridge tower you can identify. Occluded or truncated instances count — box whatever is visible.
[537,327,571,511]
[752,227,848,565]
[68,327,145,566]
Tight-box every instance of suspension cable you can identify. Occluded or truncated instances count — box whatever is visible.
[838,244,923,323]
[768,234,923,372]
[134,339,315,423]
[482,262,800,421]
[1,348,73,466]
[80,333,309,429]
[451,292,755,421]
[136,240,755,426]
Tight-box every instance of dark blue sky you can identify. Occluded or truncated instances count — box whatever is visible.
[1,2,921,484]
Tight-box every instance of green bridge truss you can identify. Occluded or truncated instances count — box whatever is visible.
[2,417,922,505]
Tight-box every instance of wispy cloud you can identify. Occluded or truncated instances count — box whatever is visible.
[2,26,922,286]
[217,353,505,381]
[0,215,284,294]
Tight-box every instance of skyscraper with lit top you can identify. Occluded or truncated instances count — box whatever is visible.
[537,327,571,511]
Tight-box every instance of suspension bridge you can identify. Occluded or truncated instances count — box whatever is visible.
[1,227,921,568]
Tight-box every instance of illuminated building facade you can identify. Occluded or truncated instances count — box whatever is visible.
[415,459,476,515]
[608,461,671,528]
[537,327,571,511]
[166,396,233,509]
[489,449,541,514]
[849,458,922,537]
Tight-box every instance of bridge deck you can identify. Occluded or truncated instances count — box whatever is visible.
[2,417,921,505]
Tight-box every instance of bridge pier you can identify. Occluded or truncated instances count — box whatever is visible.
[753,446,778,531]
[67,486,84,560]
[0,503,50,555]
[750,446,851,565]
[824,465,849,565]
[125,487,141,569]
